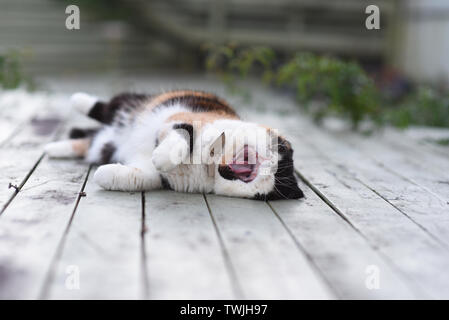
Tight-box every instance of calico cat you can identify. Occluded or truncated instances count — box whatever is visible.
[45,90,304,200]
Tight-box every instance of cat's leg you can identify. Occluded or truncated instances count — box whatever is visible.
[70,92,99,115]
[45,138,90,158]
[152,129,190,172]
[68,127,99,139]
[70,92,150,124]
[93,163,161,191]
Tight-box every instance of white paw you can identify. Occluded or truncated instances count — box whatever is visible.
[152,137,188,172]
[151,147,177,172]
[93,164,121,190]
[70,92,98,115]
[44,141,74,158]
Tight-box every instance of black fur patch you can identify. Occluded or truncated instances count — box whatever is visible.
[100,142,116,164]
[69,127,98,139]
[160,175,172,190]
[154,92,238,117]
[253,137,304,200]
[88,93,150,124]
[88,101,109,124]
[173,123,194,153]
[218,165,238,181]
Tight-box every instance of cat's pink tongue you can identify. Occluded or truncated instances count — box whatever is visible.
[229,163,252,175]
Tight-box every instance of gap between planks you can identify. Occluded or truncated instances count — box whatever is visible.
[39,165,92,299]
[0,118,68,216]
[265,200,339,297]
[266,172,419,298]
[294,169,420,285]
[140,192,150,299]
[202,193,334,299]
[142,191,235,299]
[203,193,245,299]
[292,121,449,251]
[43,168,144,299]
[354,176,449,251]
[0,153,45,216]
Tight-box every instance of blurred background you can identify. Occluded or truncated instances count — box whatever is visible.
[0,0,446,79]
[1,0,449,135]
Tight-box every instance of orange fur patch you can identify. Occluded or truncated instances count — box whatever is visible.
[144,90,238,116]
[167,111,239,126]
[72,139,90,156]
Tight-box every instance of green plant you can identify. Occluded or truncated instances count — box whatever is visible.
[385,86,449,128]
[204,44,276,100]
[0,50,33,90]
[205,44,382,130]
[205,44,449,132]
[435,138,449,146]
[277,53,382,128]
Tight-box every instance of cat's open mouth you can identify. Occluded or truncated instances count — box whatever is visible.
[219,145,260,183]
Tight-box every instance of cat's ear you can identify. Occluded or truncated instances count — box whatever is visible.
[209,132,225,158]
[202,131,225,167]
[207,132,225,177]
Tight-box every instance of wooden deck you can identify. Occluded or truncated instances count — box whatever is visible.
[1,75,449,299]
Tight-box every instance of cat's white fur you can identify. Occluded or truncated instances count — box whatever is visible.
[46,92,281,199]
[91,116,277,198]
[70,92,99,115]
[45,140,79,158]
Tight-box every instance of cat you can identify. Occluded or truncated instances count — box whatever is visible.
[44,90,304,200]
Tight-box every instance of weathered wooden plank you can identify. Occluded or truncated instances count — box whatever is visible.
[143,191,235,299]
[347,130,449,203]
[0,157,88,299]
[0,149,43,212]
[302,120,449,203]
[0,92,97,214]
[403,126,449,151]
[0,114,64,213]
[46,170,143,299]
[383,127,449,165]
[268,179,417,299]
[205,195,334,299]
[0,90,45,146]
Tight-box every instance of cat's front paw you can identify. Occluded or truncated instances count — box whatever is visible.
[45,141,72,158]
[93,164,121,190]
[70,92,98,115]
[152,139,188,172]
